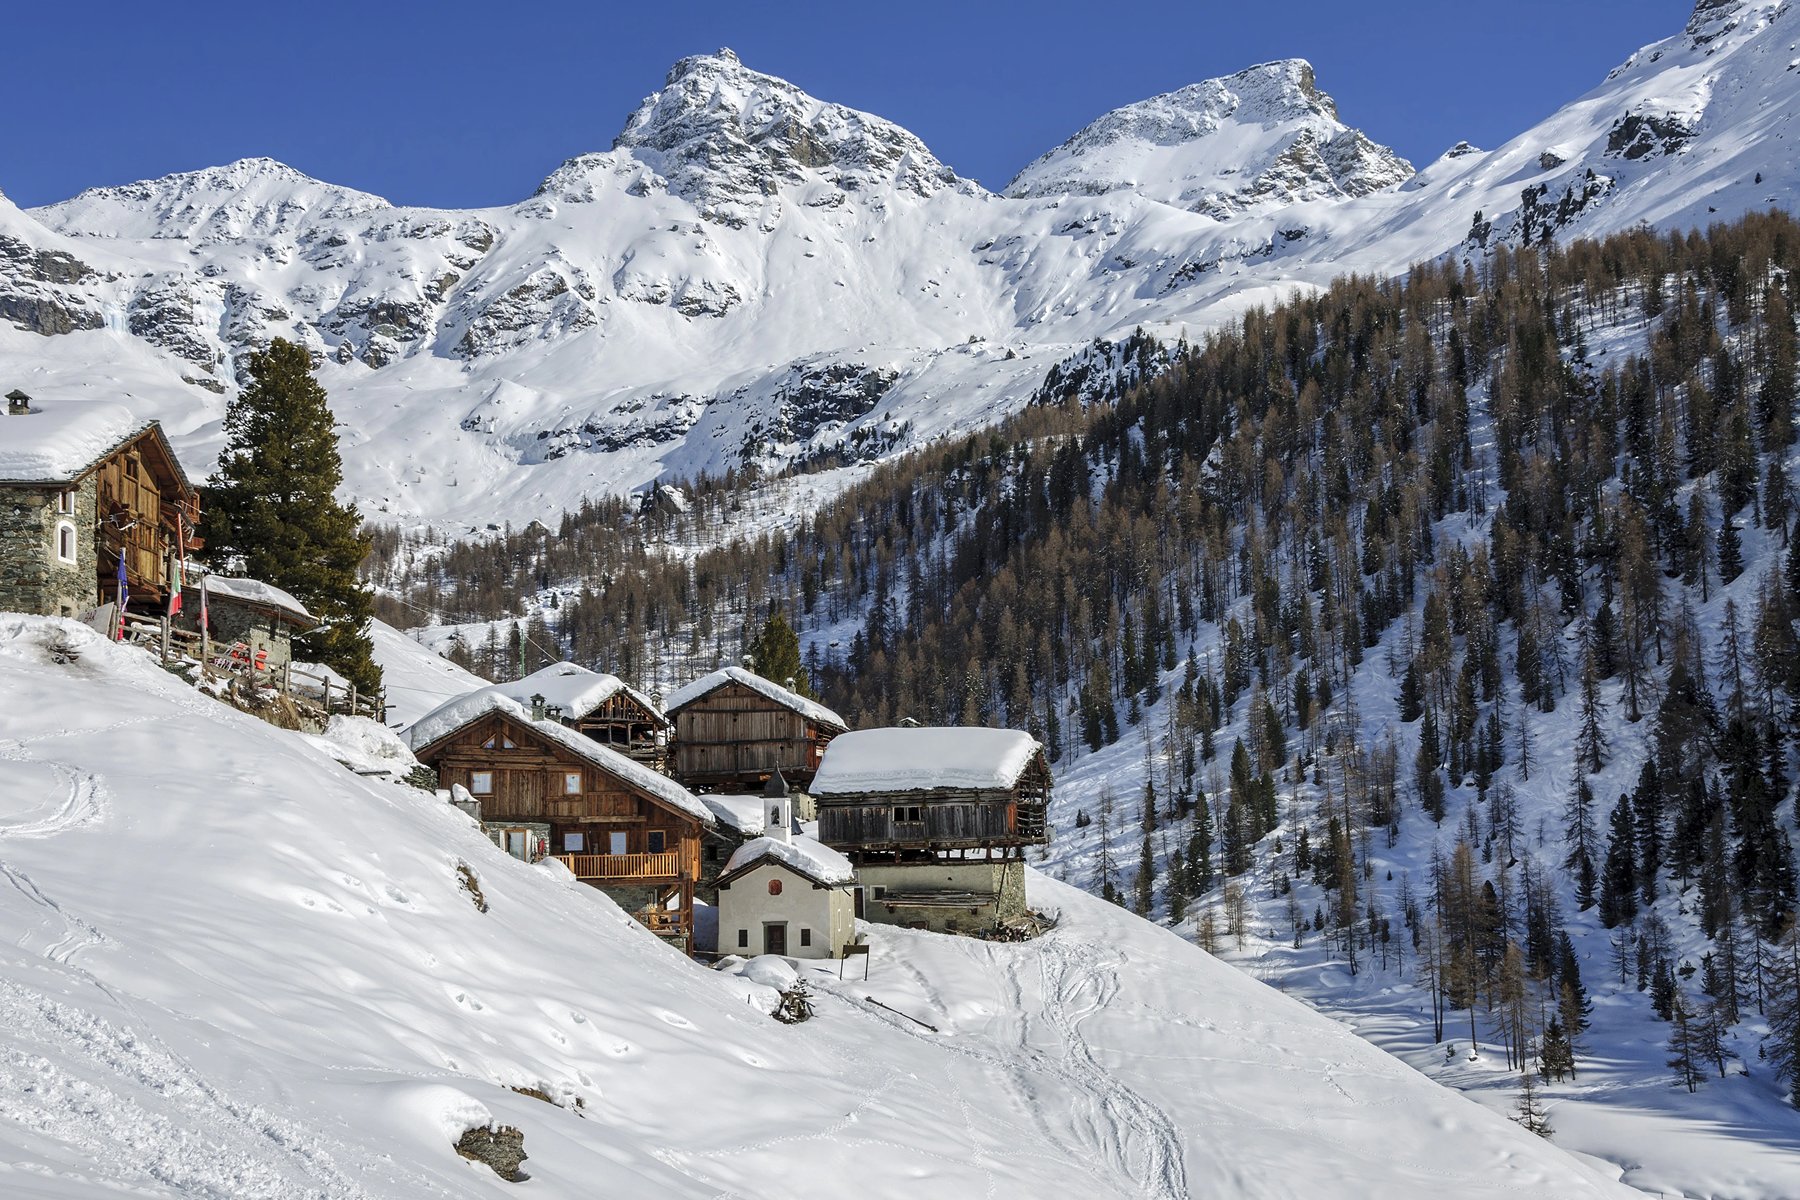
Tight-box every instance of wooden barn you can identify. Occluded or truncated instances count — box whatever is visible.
[664,666,846,792]
[0,395,199,621]
[811,727,1050,935]
[409,691,716,949]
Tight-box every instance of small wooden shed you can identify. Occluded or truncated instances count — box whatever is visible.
[664,666,846,791]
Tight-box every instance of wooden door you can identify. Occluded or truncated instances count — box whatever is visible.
[764,923,787,956]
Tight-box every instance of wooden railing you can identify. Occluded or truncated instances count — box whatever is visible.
[635,909,686,934]
[555,852,681,881]
[119,614,383,721]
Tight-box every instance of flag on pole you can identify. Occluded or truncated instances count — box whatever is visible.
[114,550,128,641]
[167,515,184,617]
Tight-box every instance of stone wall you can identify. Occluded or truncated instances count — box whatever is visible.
[178,596,299,672]
[855,859,1028,936]
[0,479,96,617]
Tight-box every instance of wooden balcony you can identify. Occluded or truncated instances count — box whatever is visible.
[555,851,682,882]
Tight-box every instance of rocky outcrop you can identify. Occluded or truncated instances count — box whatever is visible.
[453,265,597,358]
[1606,110,1697,160]
[1005,59,1413,215]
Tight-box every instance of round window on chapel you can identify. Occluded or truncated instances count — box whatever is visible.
[768,879,783,896]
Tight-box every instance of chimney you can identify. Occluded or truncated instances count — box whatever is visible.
[530,693,547,721]
[6,389,30,416]
[764,770,792,845]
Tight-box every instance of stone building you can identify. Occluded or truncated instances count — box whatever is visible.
[0,393,197,619]
[177,573,318,674]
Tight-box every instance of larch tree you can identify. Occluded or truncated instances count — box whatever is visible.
[203,338,380,694]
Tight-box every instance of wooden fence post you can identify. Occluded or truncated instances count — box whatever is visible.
[159,616,170,665]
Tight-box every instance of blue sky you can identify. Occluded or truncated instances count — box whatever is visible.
[5,0,1693,208]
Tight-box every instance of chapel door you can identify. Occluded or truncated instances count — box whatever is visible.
[764,923,788,956]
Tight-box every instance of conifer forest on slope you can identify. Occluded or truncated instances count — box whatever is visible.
[372,210,1800,1181]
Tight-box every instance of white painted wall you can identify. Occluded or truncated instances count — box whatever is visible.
[718,859,855,959]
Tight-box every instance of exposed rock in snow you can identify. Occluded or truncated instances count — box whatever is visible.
[1005,59,1414,216]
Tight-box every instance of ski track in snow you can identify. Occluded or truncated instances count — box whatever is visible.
[1025,936,1188,1200]
[819,934,1189,1200]
[0,977,376,1200]
[0,763,109,841]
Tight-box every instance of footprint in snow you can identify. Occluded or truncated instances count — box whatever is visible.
[448,988,485,1012]
[653,1009,693,1029]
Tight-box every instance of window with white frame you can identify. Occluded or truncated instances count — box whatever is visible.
[56,489,76,515]
[54,521,77,566]
[563,771,581,795]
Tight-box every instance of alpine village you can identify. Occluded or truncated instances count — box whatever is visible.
[6,2,1800,1196]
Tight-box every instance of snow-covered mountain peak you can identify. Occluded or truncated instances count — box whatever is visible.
[1685,0,1775,43]
[1004,58,1413,217]
[555,47,977,219]
[38,156,390,244]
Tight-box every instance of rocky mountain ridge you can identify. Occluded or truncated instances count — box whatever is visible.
[1,2,1795,528]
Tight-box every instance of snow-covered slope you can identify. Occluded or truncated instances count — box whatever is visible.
[0,616,1638,1197]
[367,618,490,730]
[1005,59,1415,215]
[4,1,1797,527]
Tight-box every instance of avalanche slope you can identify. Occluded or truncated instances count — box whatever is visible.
[0,615,1636,1198]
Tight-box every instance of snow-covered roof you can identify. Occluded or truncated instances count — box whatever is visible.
[193,571,315,627]
[0,402,153,483]
[406,691,714,827]
[664,666,845,729]
[487,661,665,724]
[722,834,854,886]
[811,727,1045,796]
[701,794,770,836]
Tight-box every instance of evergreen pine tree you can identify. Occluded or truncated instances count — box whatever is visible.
[1768,923,1800,1107]
[1600,794,1639,928]
[203,338,379,693]
[748,609,811,696]
[1719,515,1744,583]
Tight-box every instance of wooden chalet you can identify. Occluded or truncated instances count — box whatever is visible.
[0,394,200,620]
[496,661,669,769]
[812,727,1051,859]
[664,666,847,791]
[409,692,715,948]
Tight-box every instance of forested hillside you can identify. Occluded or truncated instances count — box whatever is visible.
[375,210,1800,1184]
